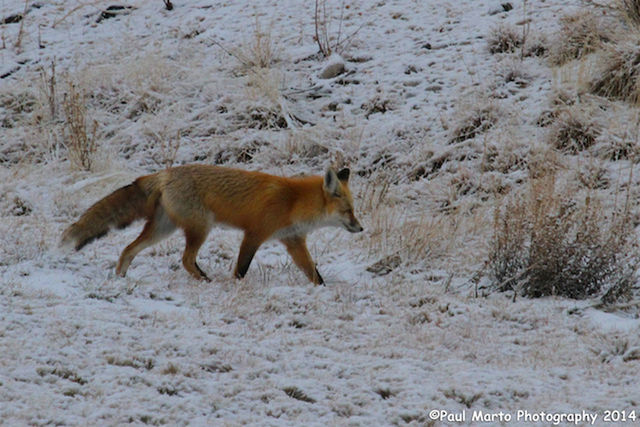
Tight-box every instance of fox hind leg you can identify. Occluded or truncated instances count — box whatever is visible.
[116,207,176,277]
[234,233,264,279]
[182,227,212,282]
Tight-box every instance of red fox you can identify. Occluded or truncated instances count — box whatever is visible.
[60,165,363,284]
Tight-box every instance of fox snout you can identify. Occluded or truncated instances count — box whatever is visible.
[345,218,364,233]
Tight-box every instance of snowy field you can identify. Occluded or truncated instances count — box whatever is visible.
[2,0,640,425]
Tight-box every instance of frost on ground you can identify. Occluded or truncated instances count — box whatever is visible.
[1,0,640,425]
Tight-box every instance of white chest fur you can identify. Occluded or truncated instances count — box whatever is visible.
[272,217,340,240]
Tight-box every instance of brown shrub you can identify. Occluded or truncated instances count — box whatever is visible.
[590,40,640,104]
[489,173,638,300]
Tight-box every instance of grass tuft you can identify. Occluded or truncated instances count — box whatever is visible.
[548,11,612,66]
[449,101,499,144]
[590,40,640,104]
[487,24,523,54]
[548,107,600,153]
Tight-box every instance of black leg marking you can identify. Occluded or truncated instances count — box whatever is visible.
[235,234,261,279]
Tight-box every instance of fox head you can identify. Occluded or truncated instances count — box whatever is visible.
[323,168,364,233]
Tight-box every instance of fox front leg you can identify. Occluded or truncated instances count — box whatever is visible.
[281,236,324,285]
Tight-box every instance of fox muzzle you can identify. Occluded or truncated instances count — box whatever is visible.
[346,219,363,233]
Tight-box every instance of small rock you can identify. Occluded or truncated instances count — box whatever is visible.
[2,13,22,24]
[96,5,134,23]
[404,65,418,75]
[318,54,346,79]
[11,196,32,216]
[367,254,402,276]
[623,347,640,362]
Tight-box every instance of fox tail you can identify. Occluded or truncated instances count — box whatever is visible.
[60,178,155,250]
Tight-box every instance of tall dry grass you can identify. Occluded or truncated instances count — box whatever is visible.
[61,80,98,171]
[361,173,490,277]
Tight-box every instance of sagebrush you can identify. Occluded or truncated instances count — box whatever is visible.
[490,173,638,300]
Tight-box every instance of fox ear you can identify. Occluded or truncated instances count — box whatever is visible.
[337,168,350,182]
[323,168,340,195]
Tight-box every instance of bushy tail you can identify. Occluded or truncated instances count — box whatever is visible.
[61,179,154,251]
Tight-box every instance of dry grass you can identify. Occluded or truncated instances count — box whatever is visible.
[486,23,546,58]
[487,24,523,54]
[61,80,98,171]
[449,100,500,144]
[281,130,329,162]
[245,66,282,100]
[577,162,610,190]
[616,0,640,28]
[489,171,638,300]
[233,18,280,70]
[361,174,436,271]
[12,0,29,53]
[38,60,57,122]
[233,32,300,131]
[593,107,640,161]
[361,172,490,275]
[547,106,601,153]
[147,129,181,169]
[524,33,548,58]
[548,10,613,66]
[498,60,532,88]
[0,86,37,129]
[590,39,640,104]
[536,88,579,127]
[480,132,528,174]
[365,205,457,272]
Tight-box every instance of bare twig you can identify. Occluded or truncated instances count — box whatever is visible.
[520,0,530,61]
[150,130,181,169]
[13,0,29,52]
[314,0,329,56]
[39,59,57,120]
[314,0,366,58]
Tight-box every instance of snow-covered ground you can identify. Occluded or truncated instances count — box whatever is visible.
[2,0,640,425]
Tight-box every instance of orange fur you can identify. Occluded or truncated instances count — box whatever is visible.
[61,165,363,284]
